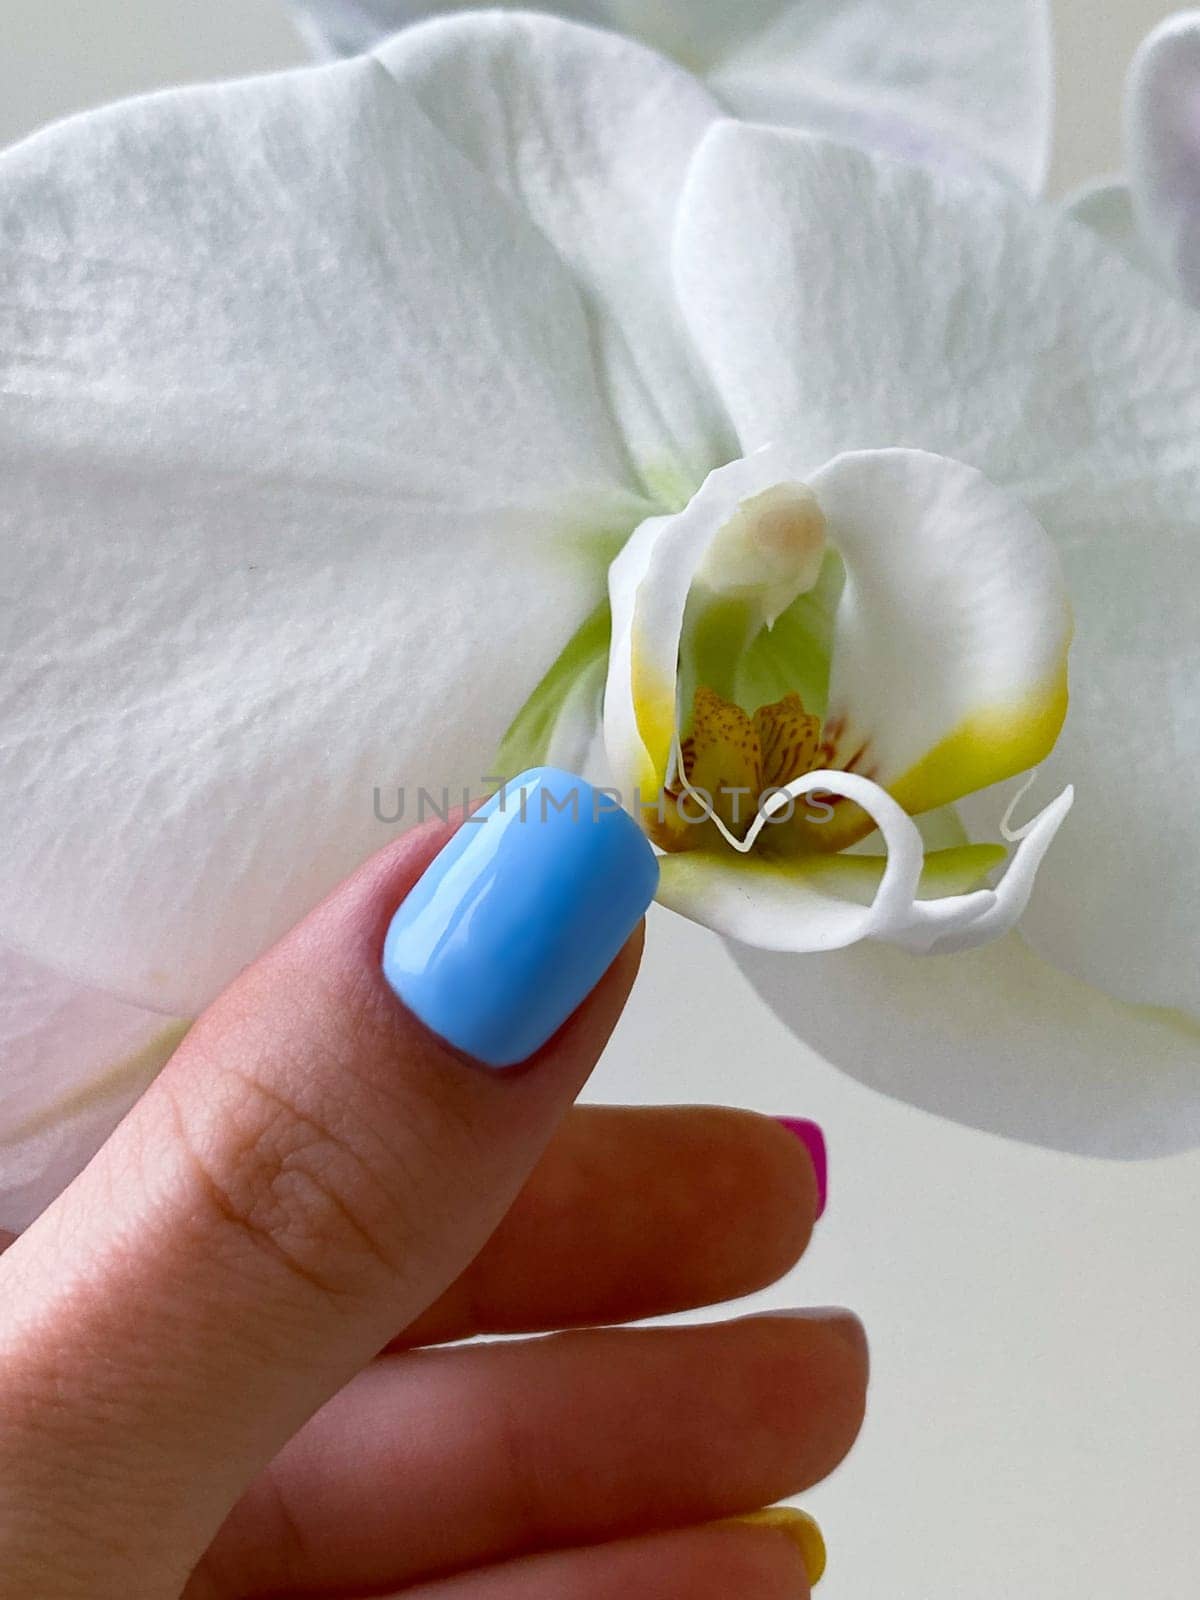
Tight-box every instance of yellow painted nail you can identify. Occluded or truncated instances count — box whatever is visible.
[726,1507,827,1586]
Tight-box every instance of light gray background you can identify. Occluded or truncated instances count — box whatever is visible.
[3,4,1197,1596]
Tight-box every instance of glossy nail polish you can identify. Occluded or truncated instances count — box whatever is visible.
[726,1507,827,1585]
[382,768,658,1067]
[776,1117,827,1218]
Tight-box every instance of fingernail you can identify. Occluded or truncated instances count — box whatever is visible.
[382,768,659,1068]
[776,1118,827,1218]
[726,1507,827,1586]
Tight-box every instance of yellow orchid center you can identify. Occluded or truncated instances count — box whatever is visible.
[649,684,824,852]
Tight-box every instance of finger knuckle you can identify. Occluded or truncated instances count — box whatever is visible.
[166,1067,397,1305]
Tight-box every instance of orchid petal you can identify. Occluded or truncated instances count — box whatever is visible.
[734,933,1200,1158]
[675,123,1200,1020]
[287,0,1053,192]
[808,449,1070,846]
[494,606,611,778]
[372,11,734,499]
[606,451,805,803]
[708,0,1054,193]
[0,942,186,1231]
[1126,10,1200,307]
[290,0,401,57]
[1062,178,1155,277]
[0,59,651,1016]
[287,0,781,67]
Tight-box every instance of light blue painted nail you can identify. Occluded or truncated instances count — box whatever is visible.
[381,768,659,1068]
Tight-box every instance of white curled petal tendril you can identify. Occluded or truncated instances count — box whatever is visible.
[891,784,1075,954]
[1000,767,1045,841]
[913,785,1074,953]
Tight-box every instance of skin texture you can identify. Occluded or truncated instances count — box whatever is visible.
[0,812,867,1599]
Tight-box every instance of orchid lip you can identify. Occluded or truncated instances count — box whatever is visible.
[660,686,1076,955]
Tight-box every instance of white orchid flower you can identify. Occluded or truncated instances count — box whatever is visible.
[1,14,1197,1230]
[604,444,1072,956]
[1065,11,1200,306]
[286,0,1054,193]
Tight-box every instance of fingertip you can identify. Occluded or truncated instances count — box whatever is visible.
[724,1506,826,1587]
[507,918,647,1089]
[724,1109,824,1282]
[379,771,656,1070]
[641,1107,823,1303]
[772,1306,869,1372]
[774,1118,827,1219]
[750,1308,871,1482]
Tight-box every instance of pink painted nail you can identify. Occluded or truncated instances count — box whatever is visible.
[776,1118,827,1219]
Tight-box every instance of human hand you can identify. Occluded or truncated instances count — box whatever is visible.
[0,780,866,1598]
